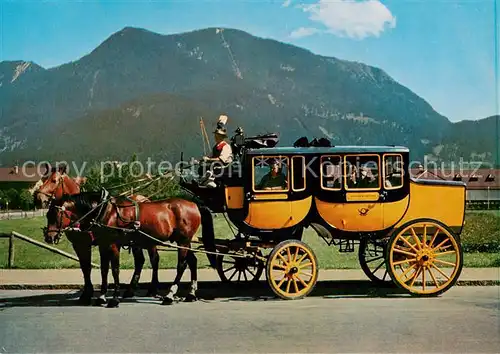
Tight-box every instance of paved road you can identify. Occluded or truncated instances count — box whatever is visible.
[0,286,499,353]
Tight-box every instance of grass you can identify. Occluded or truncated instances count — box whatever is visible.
[460,211,500,252]
[0,212,499,269]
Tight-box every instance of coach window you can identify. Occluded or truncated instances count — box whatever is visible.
[344,155,380,190]
[291,156,306,192]
[253,156,289,192]
[321,155,342,191]
[383,154,404,189]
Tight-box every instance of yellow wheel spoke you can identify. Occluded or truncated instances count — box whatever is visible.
[410,267,422,287]
[295,274,308,288]
[293,246,299,262]
[300,271,313,277]
[422,267,426,291]
[393,258,414,266]
[276,277,286,289]
[393,247,417,258]
[293,278,299,293]
[433,250,456,257]
[299,262,312,269]
[286,279,292,293]
[272,263,287,270]
[400,263,417,280]
[432,259,457,267]
[422,224,427,248]
[430,263,451,280]
[296,253,307,264]
[429,229,440,248]
[286,247,292,263]
[432,238,450,252]
[428,267,439,287]
[399,236,419,253]
[277,253,288,265]
[410,228,422,250]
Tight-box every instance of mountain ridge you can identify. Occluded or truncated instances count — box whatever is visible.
[0,26,497,166]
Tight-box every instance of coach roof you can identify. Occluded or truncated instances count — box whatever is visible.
[246,145,410,156]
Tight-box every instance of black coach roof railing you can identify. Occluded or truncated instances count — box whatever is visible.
[246,145,410,155]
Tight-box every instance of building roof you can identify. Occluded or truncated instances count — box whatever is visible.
[410,168,500,190]
[0,166,44,183]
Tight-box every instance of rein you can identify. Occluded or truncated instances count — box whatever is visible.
[47,189,111,240]
[45,172,176,244]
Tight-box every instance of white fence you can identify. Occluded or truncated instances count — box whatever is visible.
[0,209,48,220]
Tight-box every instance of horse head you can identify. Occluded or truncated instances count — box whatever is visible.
[43,192,103,244]
[34,165,82,208]
[44,198,76,244]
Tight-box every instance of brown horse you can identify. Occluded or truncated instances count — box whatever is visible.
[34,167,163,303]
[44,191,210,306]
[34,166,82,208]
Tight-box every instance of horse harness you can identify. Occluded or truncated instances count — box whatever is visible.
[50,189,143,247]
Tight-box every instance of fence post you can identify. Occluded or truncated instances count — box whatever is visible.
[8,233,14,268]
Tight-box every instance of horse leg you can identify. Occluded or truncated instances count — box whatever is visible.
[73,243,93,305]
[146,246,160,297]
[107,244,121,308]
[185,249,198,302]
[123,246,145,298]
[161,248,189,305]
[95,245,110,306]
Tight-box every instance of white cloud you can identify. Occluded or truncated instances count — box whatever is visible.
[300,0,396,39]
[290,27,320,38]
[282,0,292,7]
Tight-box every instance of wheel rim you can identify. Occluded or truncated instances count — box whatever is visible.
[218,252,264,283]
[267,242,317,299]
[359,239,391,284]
[388,221,462,295]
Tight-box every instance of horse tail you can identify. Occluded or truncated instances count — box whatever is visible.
[199,206,217,268]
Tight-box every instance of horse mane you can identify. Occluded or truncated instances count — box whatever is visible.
[63,192,104,214]
[47,192,105,225]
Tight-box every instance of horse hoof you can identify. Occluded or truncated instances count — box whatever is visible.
[94,297,107,306]
[161,297,175,305]
[185,294,198,302]
[122,289,135,298]
[78,296,93,306]
[107,298,120,308]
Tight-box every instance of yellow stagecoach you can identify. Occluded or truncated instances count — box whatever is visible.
[180,133,466,300]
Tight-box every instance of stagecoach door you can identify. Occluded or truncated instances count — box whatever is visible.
[244,155,293,229]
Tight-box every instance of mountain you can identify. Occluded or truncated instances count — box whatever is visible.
[434,115,500,166]
[0,26,497,167]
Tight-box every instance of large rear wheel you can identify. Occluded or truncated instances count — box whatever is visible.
[266,240,318,300]
[386,219,463,296]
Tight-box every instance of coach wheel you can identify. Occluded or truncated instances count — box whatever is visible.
[386,219,463,296]
[266,240,318,300]
[358,238,394,286]
[216,251,264,283]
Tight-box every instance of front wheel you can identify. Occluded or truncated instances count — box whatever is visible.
[266,240,318,300]
[386,219,463,296]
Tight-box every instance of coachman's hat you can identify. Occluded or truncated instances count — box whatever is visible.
[213,127,228,136]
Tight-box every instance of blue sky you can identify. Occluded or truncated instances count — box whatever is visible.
[1,0,498,122]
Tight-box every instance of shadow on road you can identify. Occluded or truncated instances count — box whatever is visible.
[0,280,412,308]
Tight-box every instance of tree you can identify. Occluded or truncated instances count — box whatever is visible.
[4,188,19,209]
[80,154,184,200]
[18,189,35,210]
